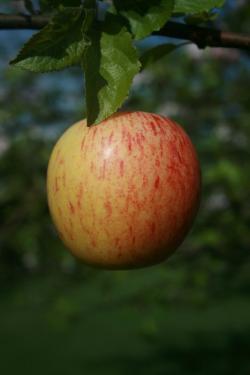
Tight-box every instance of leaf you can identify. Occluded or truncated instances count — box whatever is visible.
[10,7,89,73]
[40,0,82,11]
[113,0,174,40]
[140,43,180,70]
[83,14,141,125]
[185,11,219,25]
[174,0,225,14]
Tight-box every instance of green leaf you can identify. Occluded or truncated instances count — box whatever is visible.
[185,11,219,25]
[174,0,225,14]
[83,14,141,125]
[140,43,180,70]
[10,7,89,73]
[40,0,82,11]
[113,0,174,40]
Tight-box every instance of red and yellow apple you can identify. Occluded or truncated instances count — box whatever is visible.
[47,111,201,269]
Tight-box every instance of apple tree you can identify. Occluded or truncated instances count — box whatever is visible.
[1,0,249,126]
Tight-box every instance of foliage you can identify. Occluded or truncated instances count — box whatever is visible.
[173,0,225,14]
[140,43,180,70]
[112,0,175,40]
[40,0,82,11]
[11,7,90,72]
[10,0,226,124]
[83,13,140,124]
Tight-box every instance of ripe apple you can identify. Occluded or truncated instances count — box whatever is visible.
[47,111,201,269]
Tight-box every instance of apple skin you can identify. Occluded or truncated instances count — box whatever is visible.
[47,111,201,269]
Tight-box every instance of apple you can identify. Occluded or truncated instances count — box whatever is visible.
[47,111,201,269]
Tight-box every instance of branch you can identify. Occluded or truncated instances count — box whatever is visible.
[0,14,48,30]
[0,14,250,51]
[157,22,250,51]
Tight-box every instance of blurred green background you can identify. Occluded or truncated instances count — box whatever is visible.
[0,2,250,374]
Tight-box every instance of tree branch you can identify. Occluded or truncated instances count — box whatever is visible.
[0,14,250,51]
[157,22,250,51]
[0,14,48,30]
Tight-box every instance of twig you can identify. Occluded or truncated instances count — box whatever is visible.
[0,14,48,29]
[0,14,249,51]
[157,21,250,51]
